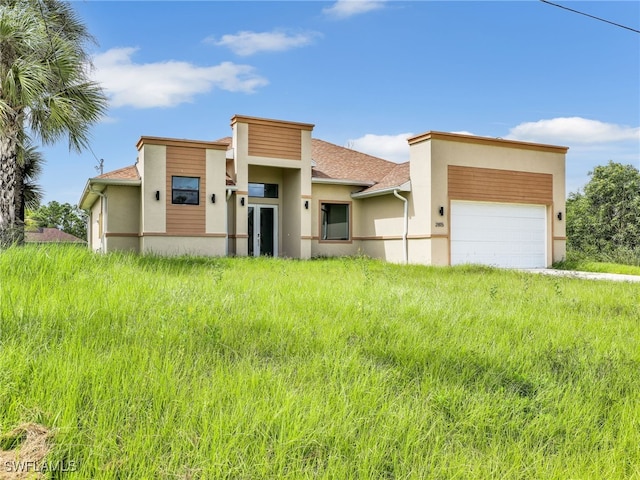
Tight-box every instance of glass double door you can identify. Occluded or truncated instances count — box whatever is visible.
[248,204,278,257]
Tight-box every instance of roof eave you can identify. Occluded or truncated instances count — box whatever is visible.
[351,181,412,199]
[78,177,141,209]
[312,177,375,187]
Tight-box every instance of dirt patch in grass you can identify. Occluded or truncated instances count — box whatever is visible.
[0,424,52,480]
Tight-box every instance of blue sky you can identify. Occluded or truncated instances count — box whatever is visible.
[39,1,639,205]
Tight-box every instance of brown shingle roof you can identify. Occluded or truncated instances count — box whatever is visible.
[360,162,411,193]
[96,164,140,180]
[25,228,85,243]
[311,139,396,184]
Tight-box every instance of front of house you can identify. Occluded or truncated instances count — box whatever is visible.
[79,114,568,268]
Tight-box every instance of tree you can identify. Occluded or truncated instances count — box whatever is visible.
[0,0,107,246]
[28,200,87,239]
[17,137,45,218]
[567,161,640,259]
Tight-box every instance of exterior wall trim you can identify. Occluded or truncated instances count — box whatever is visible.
[231,114,314,131]
[105,232,139,237]
[136,136,229,151]
[408,130,569,154]
[141,232,227,238]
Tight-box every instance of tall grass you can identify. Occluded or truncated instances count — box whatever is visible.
[1,245,639,478]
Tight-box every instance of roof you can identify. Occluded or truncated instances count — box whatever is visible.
[25,228,85,244]
[358,162,411,194]
[79,164,142,210]
[187,136,409,191]
[95,164,140,181]
[311,139,398,185]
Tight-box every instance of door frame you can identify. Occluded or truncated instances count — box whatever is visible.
[248,204,278,257]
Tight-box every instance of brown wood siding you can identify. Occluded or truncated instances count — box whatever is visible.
[166,146,205,234]
[448,165,553,204]
[248,123,301,160]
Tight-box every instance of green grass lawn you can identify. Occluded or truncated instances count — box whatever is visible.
[555,258,640,276]
[1,245,639,479]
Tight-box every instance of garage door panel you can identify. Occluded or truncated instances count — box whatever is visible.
[451,201,546,268]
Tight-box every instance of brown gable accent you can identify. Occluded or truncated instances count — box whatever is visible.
[448,165,553,204]
[166,146,206,234]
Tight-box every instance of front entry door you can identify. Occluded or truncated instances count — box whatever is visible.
[248,205,278,257]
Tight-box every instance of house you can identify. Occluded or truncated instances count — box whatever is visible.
[79,114,568,268]
[25,227,86,244]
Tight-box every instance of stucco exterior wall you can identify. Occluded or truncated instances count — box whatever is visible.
[104,185,140,252]
[89,198,103,252]
[140,144,167,234]
[356,194,407,263]
[140,235,226,256]
[205,148,229,237]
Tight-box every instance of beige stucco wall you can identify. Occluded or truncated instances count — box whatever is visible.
[282,169,301,258]
[205,148,228,236]
[140,235,226,256]
[232,122,249,256]
[89,198,103,252]
[103,185,140,253]
[139,144,166,234]
[356,193,407,263]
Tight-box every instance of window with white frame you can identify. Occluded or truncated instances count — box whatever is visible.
[321,203,350,241]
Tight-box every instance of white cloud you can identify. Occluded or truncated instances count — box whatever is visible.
[506,117,640,145]
[92,47,268,109]
[348,132,413,163]
[207,30,321,56]
[323,0,386,19]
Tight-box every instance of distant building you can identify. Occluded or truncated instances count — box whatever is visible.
[25,227,86,244]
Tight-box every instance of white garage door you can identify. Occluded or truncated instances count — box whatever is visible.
[451,201,547,268]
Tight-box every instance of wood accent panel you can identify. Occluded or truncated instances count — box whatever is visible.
[448,165,553,204]
[166,146,205,234]
[248,123,301,160]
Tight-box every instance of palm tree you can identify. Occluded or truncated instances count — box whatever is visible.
[0,0,107,246]
[18,137,45,219]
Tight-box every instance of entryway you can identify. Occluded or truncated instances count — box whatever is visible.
[248,204,278,257]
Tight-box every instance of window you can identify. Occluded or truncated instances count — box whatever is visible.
[172,176,200,205]
[321,203,350,241]
[248,182,278,198]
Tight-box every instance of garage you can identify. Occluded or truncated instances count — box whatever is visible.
[450,200,547,268]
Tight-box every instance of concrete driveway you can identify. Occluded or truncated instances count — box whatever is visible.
[521,269,640,283]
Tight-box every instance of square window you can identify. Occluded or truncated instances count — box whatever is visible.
[321,203,350,241]
[248,182,279,198]
[172,176,200,205]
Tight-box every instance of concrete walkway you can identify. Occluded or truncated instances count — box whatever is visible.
[521,269,640,283]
